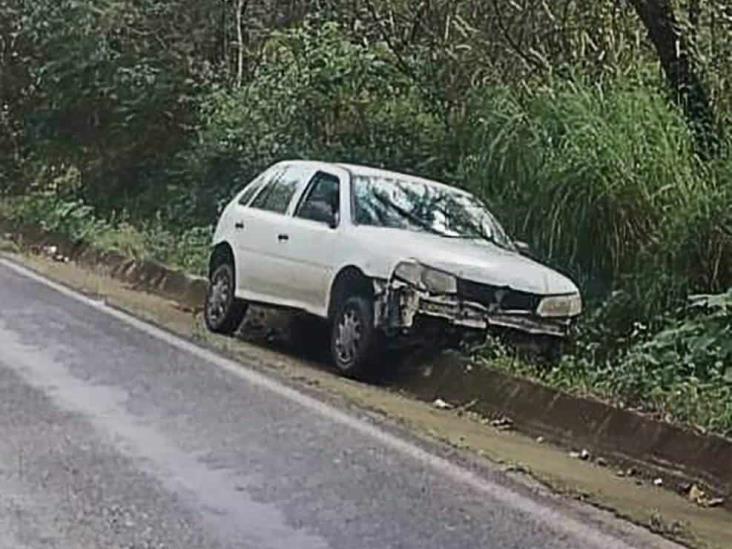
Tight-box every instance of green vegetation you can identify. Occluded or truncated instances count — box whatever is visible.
[1,1,730,435]
[3,169,211,275]
[480,290,732,435]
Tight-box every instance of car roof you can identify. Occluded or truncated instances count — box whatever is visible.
[275,160,468,195]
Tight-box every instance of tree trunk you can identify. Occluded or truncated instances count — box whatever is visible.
[220,0,229,74]
[235,0,245,88]
[627,0,718,155]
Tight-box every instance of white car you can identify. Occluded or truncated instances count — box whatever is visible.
[205,160,582,377]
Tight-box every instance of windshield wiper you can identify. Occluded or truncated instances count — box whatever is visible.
[443,230,509,250]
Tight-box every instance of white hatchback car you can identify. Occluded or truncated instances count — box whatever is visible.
[205,160,582,377]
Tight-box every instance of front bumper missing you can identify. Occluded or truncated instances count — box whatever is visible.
[376,281,572,338]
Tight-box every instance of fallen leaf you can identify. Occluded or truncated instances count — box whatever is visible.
[688,484,706,505]
[707,497,725,508]
[688,484,726,508]
[504,463,529,474]
[490,416,513,431]
[455,399,478,414]
[432,398,453,410]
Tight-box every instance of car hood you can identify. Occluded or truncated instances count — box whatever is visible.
[354,227,578,296]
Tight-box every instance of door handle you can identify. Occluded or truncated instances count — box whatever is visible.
[234,221,244,230]
[277,234,289,242]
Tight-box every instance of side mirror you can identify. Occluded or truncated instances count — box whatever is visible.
[328,191,340,229]
[514,240,532,256]
[328,211,340,230]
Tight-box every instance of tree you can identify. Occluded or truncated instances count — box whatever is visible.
[627,0,718,154]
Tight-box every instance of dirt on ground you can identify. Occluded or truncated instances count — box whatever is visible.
[4,247,731,549]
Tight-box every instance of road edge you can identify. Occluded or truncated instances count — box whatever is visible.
[2,220,730,508]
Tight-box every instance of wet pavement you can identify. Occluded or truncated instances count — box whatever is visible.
[0,259,676,549]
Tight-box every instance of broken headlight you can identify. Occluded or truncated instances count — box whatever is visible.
[393,262,457,294]
[537,293,582,318]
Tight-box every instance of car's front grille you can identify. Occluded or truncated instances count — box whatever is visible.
[457,279,540,313]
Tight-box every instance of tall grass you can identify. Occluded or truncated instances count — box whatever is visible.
[457,80,731,317]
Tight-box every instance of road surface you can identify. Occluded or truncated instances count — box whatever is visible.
[0,258,673,549]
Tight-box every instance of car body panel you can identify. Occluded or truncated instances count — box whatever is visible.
[266,164,352,314]
[339,226,577,295]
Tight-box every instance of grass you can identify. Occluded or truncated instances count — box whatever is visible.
[0,192,212,276]
[457,80,731,312]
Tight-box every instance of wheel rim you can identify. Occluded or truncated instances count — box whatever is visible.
[335,308,362,366]
[207,270,230,325]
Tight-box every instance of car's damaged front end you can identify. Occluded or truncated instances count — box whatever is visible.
[374,261,582,341]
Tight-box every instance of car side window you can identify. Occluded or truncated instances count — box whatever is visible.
[238,172,270,206]
[296,172,340,226]
[250,166,302,214]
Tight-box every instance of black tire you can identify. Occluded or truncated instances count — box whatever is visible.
[330,295,383,379]
[205,262,247,335]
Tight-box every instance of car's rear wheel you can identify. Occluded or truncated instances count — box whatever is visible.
[205,262,247,335]
[331,295,383,379]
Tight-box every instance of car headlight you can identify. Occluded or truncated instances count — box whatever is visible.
[537,294,582,318]
[422,267,457,294]
[393,261,423,287]
[393,262,457,294]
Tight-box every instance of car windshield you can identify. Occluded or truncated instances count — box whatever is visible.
[352,174,515,250]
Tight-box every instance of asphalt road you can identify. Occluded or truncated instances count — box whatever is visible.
[0,259,673,549]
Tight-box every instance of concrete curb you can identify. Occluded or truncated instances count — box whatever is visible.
[2,220,730,507]
[1,223,207,311]
[397,353,731,504]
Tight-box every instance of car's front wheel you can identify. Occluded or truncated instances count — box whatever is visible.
[205,262,248,335]
[331,295,383,379]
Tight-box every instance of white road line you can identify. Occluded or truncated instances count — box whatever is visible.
[0,257,644,549]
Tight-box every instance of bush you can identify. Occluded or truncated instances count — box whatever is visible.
[480,289,732,436]
[11,191,111,245]
[4,188,211,275]
[591,290,732,435]
[174,22,449,223]
[609,291,732,392]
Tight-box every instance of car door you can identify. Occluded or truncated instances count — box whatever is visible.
[234,163,315,305]
[224,166,282,293]
[275,168,348,315]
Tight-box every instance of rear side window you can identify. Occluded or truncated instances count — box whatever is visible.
[238,172,271,206]
[250,165,303,214]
